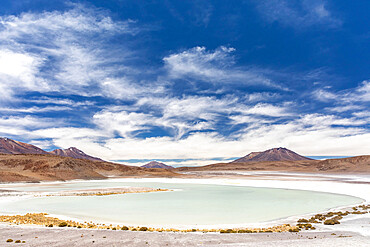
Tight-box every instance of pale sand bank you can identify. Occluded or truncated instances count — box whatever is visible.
[0,224,369,247]
[38,187,170,197]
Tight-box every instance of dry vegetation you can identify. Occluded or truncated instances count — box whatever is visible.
[0,213,299,233]
[2,204,368,234]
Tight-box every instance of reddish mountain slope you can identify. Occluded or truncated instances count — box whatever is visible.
[49,147,103,162]
[0,154,181,183]
[232,147,312,163]
[0,137,49,155]
[142,161,173,169]
[176,155,370,173]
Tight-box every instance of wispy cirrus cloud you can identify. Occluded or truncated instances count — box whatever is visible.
[313,80,370,104]
[88,94,293,141]
[0,5,150,100]
[163,46,284,89]
[0,115,61,137]
[254,0,342,29]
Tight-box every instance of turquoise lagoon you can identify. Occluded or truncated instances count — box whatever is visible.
[0,180,363,227]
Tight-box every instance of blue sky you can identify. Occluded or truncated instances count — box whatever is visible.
[0,0,369,167]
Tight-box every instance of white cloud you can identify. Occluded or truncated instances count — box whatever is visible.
[93,95,229,138]
[0,50,44,99]
[0,116,58,137]
[0,50,40,83]
[313,80,370,117]
[312,89,337,102]
[298,114,367,126]
[0,5,145,100]
[4,108,364,164]
[93,111,155,138]
[326,105,364,112]
[0,116,53,128]
[356,80,370,101]
[0,106,72,113]
[254,0,342,29]
[240,103,291,117]
[353,111,370,118]
[244,92,280,102]
[163,46,281,89]
[26,97,94,106]
[229,115,272,125]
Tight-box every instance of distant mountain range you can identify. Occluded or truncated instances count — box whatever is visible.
[0,137,102,162]
[1,137,369,183]
[141,161,173,169]
[0,153,179,183]
[176,155,370,173]
[232,147,312,163]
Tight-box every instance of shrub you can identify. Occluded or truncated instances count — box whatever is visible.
[139,227,148,231]
[324,219,340,225]
[308,217,319,223]
[220,229,234,233]
[77,226,82,228]
[324,219,335,225]
[6,239,13,242]
[297,218,309,223]
[58,222,68,227]
[288,228,299,232]
[112,227,117,230]
[15,240,21,243]
[48,224,53,227]
[121,226,129,231]
[332,216,343,221]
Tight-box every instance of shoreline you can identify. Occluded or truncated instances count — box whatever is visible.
[1,224,369,247]
[0,173,369,230]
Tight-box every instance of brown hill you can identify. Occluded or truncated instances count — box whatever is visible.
[176,155,370,173]
[315,156,370,172]
[49,147,103,162]
[232,147,312,163]
[0,154,181,183]
[0,137,49,155]
[0,138,104,162]
[142,161,174,169]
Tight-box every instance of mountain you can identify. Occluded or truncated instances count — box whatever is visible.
[315,155,370,172]
[176,155,370,173]
[49,147,103,162]
[142,161,173,169]
[232,147,312,163]
[0,137,49,155]
[0,138,104,162]
[0,154,181,183]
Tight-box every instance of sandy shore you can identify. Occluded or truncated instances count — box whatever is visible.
[1,224,369,247]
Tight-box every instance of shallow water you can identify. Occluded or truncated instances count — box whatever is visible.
[0,179,363,227]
